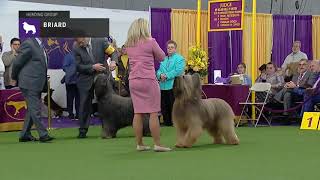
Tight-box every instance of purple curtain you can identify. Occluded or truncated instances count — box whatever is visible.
[208,31,231,83]
[230,30,243,73]
[151,8,171,70]
[295,15,313,60]
[272,15,294,68]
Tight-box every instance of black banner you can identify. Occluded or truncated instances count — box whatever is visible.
[19,11,109,38]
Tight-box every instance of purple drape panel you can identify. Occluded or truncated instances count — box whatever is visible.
[151,8,171,70]
[295,15,313,60]
[208,32,231,83]
[231,30,243,73]
[272,15,294,67]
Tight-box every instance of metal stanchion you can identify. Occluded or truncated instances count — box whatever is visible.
[47,75,53,131]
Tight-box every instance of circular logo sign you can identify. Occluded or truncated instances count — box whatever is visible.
[4,92,26,121]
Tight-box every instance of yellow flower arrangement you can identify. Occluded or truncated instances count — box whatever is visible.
[186,46,209,77]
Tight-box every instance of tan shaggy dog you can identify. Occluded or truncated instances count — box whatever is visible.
[172,73,239,148]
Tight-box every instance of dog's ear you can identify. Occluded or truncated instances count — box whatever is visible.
[94,74,108,98]
[192,73,201,89]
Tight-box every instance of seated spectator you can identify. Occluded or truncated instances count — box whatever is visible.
[0,35,4,89]
[281,41,308,70]
[300,60,320,115]
[215,63,251,86]
[233,63,252,86]
[256,62,284,95]
[274,59,317,115]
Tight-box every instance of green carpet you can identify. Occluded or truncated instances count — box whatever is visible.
[0,126,319,180]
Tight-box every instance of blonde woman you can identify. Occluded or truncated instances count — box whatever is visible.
[126,18,171,152]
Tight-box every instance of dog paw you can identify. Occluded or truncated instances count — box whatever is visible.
[213,141,224,145]
[183,144,192,148]
[213,138,224,144]
[227,139,240,145]
[175,144,184,148]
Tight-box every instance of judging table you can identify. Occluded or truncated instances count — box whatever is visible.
[0,89,26,131]
[202,84,250,116]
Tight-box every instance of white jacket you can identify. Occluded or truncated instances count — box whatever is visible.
[0,54,4,72]
[0,53,5,89]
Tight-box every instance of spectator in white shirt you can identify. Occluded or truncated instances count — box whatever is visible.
[281,41,308,70]
[0,35,5,89]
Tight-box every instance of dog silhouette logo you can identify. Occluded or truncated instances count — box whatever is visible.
[6,101,27,116]
[22,22,37,34]
[4,91,27,121]
[19,18,40,38]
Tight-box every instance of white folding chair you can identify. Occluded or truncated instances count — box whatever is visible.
[236,83,272,127]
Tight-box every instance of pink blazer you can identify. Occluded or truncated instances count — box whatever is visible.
[126,38,165,80]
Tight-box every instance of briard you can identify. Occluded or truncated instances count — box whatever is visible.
[172,73,239,148]
[94,72,150,138]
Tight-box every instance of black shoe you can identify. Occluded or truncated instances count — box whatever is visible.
[19,136,38,142]
[77,133,87,139]
[39,135,55,143]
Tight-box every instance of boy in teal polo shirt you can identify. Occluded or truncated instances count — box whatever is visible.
[156,40,185,126]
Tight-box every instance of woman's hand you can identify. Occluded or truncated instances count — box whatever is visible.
[160,73,167,82]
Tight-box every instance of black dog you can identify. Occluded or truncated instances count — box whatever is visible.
[94,73,150,138]
[43,88,65,117]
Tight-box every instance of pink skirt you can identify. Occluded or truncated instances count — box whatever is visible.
[129,78,161,113]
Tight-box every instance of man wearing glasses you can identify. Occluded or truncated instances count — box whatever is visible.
[300,60,320,115]
[275,59,317,116]
[2,38,21,89]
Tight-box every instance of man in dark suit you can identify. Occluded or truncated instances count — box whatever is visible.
[275,59,317,115]
[74,37,118,138]
[12,38,54,142]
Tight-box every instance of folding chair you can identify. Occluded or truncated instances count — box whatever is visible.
[236,82,272,127]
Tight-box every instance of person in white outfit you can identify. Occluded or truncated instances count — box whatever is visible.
[0,35,5,89]
[281,41,308,70]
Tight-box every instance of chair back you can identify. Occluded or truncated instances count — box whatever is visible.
[250,83,271,92]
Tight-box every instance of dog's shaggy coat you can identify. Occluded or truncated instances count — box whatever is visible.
[94,73,150,138]
[172,73,239,147]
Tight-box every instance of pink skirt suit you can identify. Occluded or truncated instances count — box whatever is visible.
[126,38,165,113]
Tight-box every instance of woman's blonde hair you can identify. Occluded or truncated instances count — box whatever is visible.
[125,18,151,47]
